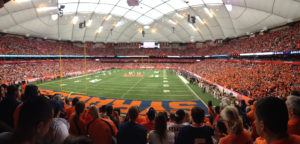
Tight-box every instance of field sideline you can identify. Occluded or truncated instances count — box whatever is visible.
[34,69,220,113]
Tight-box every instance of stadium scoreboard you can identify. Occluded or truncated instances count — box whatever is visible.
[139,42,160,48]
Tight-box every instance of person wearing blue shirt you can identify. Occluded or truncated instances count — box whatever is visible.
[117,106,147,144]
[0,85,21,129]
[177,106,214,144]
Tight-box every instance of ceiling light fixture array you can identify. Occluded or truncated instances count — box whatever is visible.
[31,0,229,40]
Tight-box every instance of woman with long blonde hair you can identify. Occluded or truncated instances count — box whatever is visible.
[219,106,252,144]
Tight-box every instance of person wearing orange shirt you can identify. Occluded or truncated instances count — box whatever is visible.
[69,101,86,136]
[286,95,300,135]
[21,81,27,95]
[255,97,300,144]
[86,105,113,144]
[101,117,118,136]
[136,114,147,125]
[141,107,156,133]
[65,98,79,120]
[219,106,252,144]
[213,106,221,126]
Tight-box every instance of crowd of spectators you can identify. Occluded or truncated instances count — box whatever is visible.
[1,60,299,99]
[0,60,105,84]
[0,61,187,85]
[183,60,300,99]
[0,83,300,144]
[1,22,299,56]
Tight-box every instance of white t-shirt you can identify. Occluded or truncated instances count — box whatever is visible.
[43,118,70,144]
[167,122,188,141]
[149,130,175,144]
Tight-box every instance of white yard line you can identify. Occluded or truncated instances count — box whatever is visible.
[178,75,208,107]
[120,75,146,99]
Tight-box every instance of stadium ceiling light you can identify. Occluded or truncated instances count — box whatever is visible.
[144,25,150,29]
[86,19,93,27]
[189,23,197,31]
[72,16,78,24]
[105,15,112,21]
[138,28,143,33]
[168,19,176,25]
[175,13,184,19]
[196,16,204,24]
[51,14,58,21]
[225,4,232,12]
[97,26,103,33]
[204,7,213,18]
[151,28,157,33]
[36,6,57,12]
[115,21,124,27]
[14,0,31,2]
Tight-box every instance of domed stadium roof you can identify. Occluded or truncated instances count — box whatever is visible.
[0,0,300,42]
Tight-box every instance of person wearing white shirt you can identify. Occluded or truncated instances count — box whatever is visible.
[149,112,174,144]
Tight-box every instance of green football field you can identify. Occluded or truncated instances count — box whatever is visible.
[34,69,220,105]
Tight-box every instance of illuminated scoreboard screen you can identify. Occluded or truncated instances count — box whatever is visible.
[139,42,160,48]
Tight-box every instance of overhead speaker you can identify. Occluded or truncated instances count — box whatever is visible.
[127,0,139,6]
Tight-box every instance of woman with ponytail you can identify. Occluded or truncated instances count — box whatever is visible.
[149,112,175,144]
[69,101,86,136]
[219,106,252,144]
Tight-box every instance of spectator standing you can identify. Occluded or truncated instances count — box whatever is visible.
[255,97,300,144]
[0,85,21,128]
[0,96,53,144]
[117,106,147,144]
[286,96,300,135]
[167,109,186,141]
[69,101,86,136]
[177,107,214,144]
[141,107,156,133]
[149,112,175,144]
[43,100,70,144]
[87,105,114,144]
[219,106,251,144]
